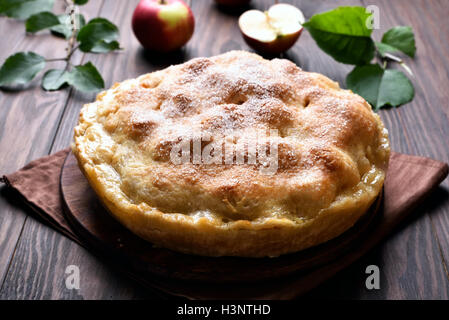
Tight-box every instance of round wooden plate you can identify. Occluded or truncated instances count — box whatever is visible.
[61,151,382,283]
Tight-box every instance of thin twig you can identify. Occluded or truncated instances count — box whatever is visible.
[63,0,78,71]
[376,48,414,77]
[45,58,66,62]
[384,52,402,63]
[67,44,79,60]
[399,62,414,77]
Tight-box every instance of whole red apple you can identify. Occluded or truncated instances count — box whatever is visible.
[132,0,195,52]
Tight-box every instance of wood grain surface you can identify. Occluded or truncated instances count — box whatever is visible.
[0,0,448,299]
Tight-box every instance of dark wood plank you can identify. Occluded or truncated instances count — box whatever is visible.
[0,12,38,293]
[0,1,69,288]
[368,0,449,278]
[0,0,104,292]
[368,0,449,296]
[307,0,449,299]
[0,0,106,298]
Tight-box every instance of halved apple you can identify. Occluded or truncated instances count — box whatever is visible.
[239,3,305,55]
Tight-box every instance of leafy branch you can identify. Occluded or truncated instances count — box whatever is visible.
[0,0,121,92]
[303,7,416,110]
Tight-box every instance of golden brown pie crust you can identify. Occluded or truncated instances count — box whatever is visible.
[73,51,390,257]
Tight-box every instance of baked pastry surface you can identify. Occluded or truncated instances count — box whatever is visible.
[73,51,390,257]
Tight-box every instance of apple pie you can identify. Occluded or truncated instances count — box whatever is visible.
[72,51,389,257]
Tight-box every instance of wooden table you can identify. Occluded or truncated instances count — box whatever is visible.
[0,0,448,300]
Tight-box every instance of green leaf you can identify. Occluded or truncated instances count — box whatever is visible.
[0,0,54,20]
[87,40,120,53]
[43,63,104,92]
[42,69,68,91]
[74,0,88,5]
[0,51,45,86]
[346,64,383,107]
[77,18,120,53]
[303,6,375,65]
[379,26,416,57]
[25,11,59,32]
[66,62,104,92]
[50,14,86,39]
[377,69,414,108]
[87,17,116,26]
[375,42,399,57]
[346,64,414,110]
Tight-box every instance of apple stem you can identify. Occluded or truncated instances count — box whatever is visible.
[376,49,414,77]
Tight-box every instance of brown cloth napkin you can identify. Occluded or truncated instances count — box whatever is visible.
[1,149,448,299]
